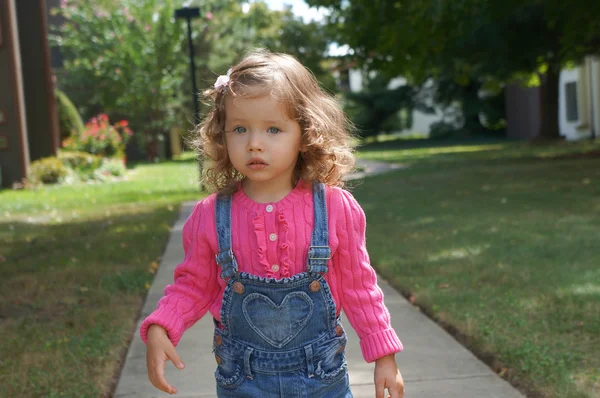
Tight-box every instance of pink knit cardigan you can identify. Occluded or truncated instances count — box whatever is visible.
[140,181,403,362]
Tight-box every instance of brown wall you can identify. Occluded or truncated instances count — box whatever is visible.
[505,83,541,140]
[16,0,59,162]
[0,0,29,187]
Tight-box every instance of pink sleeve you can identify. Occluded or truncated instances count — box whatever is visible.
[139,198,220,347]
[330,188,403,362]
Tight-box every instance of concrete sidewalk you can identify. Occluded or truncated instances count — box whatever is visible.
[115,161,524,397]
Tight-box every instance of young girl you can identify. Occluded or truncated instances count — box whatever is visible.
[141,49,405,398]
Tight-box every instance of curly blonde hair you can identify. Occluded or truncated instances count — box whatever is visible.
[192,49,356,194]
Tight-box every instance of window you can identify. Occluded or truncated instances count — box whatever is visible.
[565,82,578,122]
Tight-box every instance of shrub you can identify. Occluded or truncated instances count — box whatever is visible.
[58,151,102,180]
[28,157,69,185]
[62,114,133,158]
[97,158,127,177]
[429,121,463,139]
[58,151,102,169]
[55,89,85,140]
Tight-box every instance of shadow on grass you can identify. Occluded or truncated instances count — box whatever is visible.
[0,205,182,397]
[358,137,600,171]
[351,164,600,398]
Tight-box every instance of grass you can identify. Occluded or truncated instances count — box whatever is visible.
[354,137,600,397]
[1,138,599,397]
[0,160,203,397]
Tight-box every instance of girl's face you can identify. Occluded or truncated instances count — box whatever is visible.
[224,93,302,194]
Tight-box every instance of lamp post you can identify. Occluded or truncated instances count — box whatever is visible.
[174,6,206,191]
[174,6,201,124]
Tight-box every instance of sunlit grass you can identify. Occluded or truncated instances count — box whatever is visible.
[0,159,202,397]
[357,137,600,170]
[355,139,600,398]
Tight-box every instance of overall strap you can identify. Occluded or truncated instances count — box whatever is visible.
[307,182,331,273]
[215,194,239,280]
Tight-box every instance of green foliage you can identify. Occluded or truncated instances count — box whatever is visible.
[245,3,336,91]
[28,157,69,185]
[308,0,600,139]
[202,2,336,93]
[57,151,102,180]
[55,89,85,140]
[49,0,190,139]
[50,0,338,153]
[27,152,126,186]
[344,74,426,138]
[428,121,462,140]
[97,158,127,177]
[62,114,133,158]
[58,151,102,170]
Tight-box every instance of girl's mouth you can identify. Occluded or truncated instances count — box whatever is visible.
[247,158,267,169]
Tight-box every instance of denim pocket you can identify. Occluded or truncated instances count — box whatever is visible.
[214,348,245,390]
[313,335,348,384]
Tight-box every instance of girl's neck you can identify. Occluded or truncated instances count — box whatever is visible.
[241,178,296,204]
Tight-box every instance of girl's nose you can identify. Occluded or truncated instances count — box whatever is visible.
[247,131,263,152]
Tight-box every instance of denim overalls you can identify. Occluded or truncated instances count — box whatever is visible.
[212,182,353,397]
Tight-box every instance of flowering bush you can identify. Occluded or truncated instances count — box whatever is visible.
[62,114,133,158]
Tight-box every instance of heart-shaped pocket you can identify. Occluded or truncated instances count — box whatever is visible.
[242,292,314,348]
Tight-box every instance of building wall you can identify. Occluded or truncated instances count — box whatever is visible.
[558,57,600,140]
[16,0,59,161]
[0,0,30,187]
[592,58,600,139]
[504,83,541,140]
[559,68,586,140]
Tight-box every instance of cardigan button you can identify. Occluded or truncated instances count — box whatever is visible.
[233,281,245,294]
[337,344,345,354]
[309,280,321,292]
[215,354,223,365]
[335,325,344,336]
[214,335,222,347]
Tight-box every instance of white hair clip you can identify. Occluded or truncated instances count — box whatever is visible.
[214,68,232,94]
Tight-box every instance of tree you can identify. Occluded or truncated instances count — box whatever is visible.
[307,0,600,139]
[202,2,336,91]
[51,0,244,159]
[50,0,191,142]
[51,0,337,159]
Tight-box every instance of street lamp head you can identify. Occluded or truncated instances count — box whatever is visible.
[174,7,200,19]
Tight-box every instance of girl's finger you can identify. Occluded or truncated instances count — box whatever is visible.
[375,383,385,398]
[389,383,405,398]
[166,345,185,369]
[150,359,177,394]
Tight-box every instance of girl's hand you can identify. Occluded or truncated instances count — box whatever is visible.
[146,324,186,395]
[374,354,405,398]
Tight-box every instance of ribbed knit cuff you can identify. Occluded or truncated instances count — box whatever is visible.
[140,307,186,347]
[360,328,403,363]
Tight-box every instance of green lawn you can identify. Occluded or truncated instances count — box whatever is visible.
[1,139,599,397]
[355,138,600,398]
[0,160,203,397]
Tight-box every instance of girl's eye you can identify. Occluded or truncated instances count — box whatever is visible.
[267,127,281,134]
[233,127,246,134]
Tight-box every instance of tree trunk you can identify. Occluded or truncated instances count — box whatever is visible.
[461,80,488,135]
[538,66,561,140]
